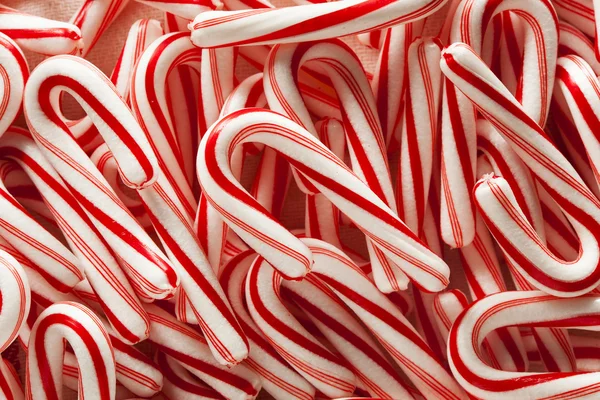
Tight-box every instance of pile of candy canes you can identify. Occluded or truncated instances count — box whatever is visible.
[3,0,600,399]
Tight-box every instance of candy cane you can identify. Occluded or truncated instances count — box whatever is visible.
[281,273,415,398]
[439,0,558,248]
[397,36,443,236]
[26,302,116,400]
[145,303,261,399]
[135,0,218,19]
[156,351,224,400]
[0,356,23,400]
[372,22,423,150]
[0,250,30,355]
[197,108,450,291]
[24,55,180,303]
[432,289,468,342]
[555,55,600,193]
[164,13,200,187]
[448,290,600,399]
[91,143,152,231]
[304,238,466,400]
[0,128,150,344]
[190,0,448,48]
[304,118,345,249]
[130,31,199,218]
[0,157,85,293]
[245,255,357,398]
[17,260,163,399]
[0,4,83,56]
[220,251,316,400]
[264,39,408,292]
[442,42,600,296]
[0,33,28,138]
[552,0,595,37]
[70,0,130,56]
[70,18,164,152]
[265,41,407,292]
[558,21,600,75]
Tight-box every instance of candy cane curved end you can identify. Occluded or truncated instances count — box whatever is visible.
[449,290,600,399]
[26,302,116,400]
[0,249,30,353]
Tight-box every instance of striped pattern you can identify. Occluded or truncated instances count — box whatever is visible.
[190,0,447,47]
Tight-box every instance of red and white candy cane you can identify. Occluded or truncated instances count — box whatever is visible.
[372,22,423,150]
[555,55,600,192]
[26,302,116,400]
[0,33,28,138]
[70,18,164,152]
[0,249,30,354]
[70,0,130,56]
[264,39,409,293]
[24,55,180,302]
[190,0,448,48]
[135,0,217,19]
[432,289,468,343]
[220,251,316,400]
[449,290,600,399]
[558,21,600,75]
[439,0,558,248]
[90,143,152,231]
[442,43,600,296]
[304,238,466,400]
[0,128,150,344]
[397,36,442,236]
[130,31,200,218]
[245,255,356,398]
[552,0,595,37]
[0,157,85,293]
[197,108,450,291]
[17,262,163,399]
[156,351,223,400]
[145,303,261,399]
[0,4,82,56]
[0,356,22,400]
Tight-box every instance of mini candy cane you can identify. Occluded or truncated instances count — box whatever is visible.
[552,0,595,37]
[442,43,600,296]
[220,251,316,400]
[372,22,423,149]
[397,36,443,236]
[0,4,83,56]
[70,0,129,56]
[145,303,261,399]
[0,128,150,344]
[156,352,223,400]
[432,289,468,342]
[190,0,448,48]
[24,55,179,302]
[0,33,28,138]
[439,0,558,248]
[91,144,152,231]
[555,55,600,191]
[558,21,600,75]
[448,290,600,399]
[245,256,357,398]
[70,18,164,152]
[264,39,408,293]
[135,0,217,19]
[131,31,200,217]
[0,356,23,400]
[0,158,85,293]
[197,108,450,291]
[280,273,414,398]
[304,238,466,400]
[0,249,30,354]
[26,302,116,400]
